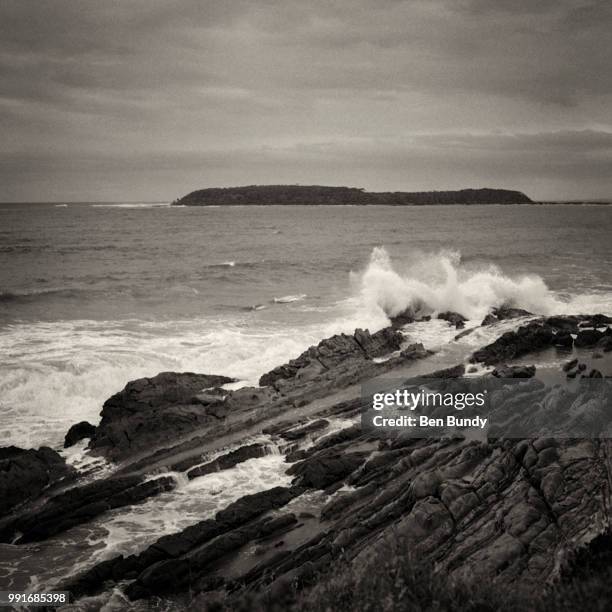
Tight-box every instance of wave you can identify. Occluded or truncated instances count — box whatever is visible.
[349,247,611,327]
[274,294,307,304]
[0,318,328,449]
[0,287,80,303]
[90,202,170,209]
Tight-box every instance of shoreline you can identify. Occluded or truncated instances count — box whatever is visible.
[1,309,612,608]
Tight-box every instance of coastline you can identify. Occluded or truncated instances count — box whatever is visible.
[1,309,612,608]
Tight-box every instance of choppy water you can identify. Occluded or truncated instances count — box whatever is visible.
[1,202,611,449]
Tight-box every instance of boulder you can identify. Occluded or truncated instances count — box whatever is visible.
[0,474,175,543]
[553,331,574,349]
[389,308,415,329]
[574,329,604,348]
[437,311,467,328]
[64,421,97,448]
[0,446,72,517]
[89,372,234,461]
[187,444,269,480]
[471,321,555,365]
[482,307,532,326]
[492,365,536,379]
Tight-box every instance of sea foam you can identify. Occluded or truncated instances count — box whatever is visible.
[349,246,607,328]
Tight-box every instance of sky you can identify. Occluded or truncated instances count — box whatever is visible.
[1,0,611,202]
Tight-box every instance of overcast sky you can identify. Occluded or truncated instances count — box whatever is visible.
[1,0,611,201]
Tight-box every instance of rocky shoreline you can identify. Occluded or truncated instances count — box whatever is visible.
[1,311,612,609]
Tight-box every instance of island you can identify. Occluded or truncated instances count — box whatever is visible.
[172,185,532,206]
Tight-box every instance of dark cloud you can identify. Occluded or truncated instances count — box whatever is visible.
[0,0,610,200]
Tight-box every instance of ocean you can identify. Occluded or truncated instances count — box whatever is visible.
[1,202,611,450]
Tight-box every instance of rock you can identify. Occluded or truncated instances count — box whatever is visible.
[581,314,612,327]
[470,321,555,365]
[481,314,498,326]
[545,315,579,333]
[400,343,430,359]
[574,329,604,348]
[286,452,367,489]
[354,327,403,357]
[492,365,536,379]
[562,358,578,373]
[596,334,612,353]
[0,446,72,517]
[0,475,175,543]
[389,308,415,328]
[89,372,234,461]
[64,421,97,448]
[258,327,404,388]
[553,331,573,349]
[437,311,467,328]
[482,307,532,326]
[280,420,329,441]
[187,444,268,480]
[454,327,476,340]
[215,487,304,527]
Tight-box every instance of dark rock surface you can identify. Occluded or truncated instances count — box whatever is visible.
[471,321,555,365]
[187,443,269,480]
[89,372,235,461]
[492,364,536,378]
[574,329,604,348]
[437,311,467,328]
[389,308,415,328]
[481,306,532,325]
[259,328,403,388]
[0,446,72,517]
[0,474,175,543]
[64,421,97,448]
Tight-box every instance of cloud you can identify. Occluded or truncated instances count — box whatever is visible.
[0,1,610,200]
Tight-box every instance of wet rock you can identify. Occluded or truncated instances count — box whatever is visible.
[545,315,580,333]
[492,365,536,379]
[470,321,555,365]
[482,307,532,326]
[187,443,269,480]
[259,327,403,388]
[0,474,175,543]
[400,343,430,360]
[215,486,304,526]
[553,330,574,349]
[581,314,612,327]
[437,311,467,328]
[563,358,578,373]
[596,334,612,353]
[454,327,476,340]
[481,314,498,326]
[64,421,97,448]
[280,420,329,441]
[389,308,415,328]
[89,372,234,461]
[0,446,72,517]
[286,452,367,489]
[574,329,604,348]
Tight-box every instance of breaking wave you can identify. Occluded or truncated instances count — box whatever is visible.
[274,294,307,304]
[350,247,611,327]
